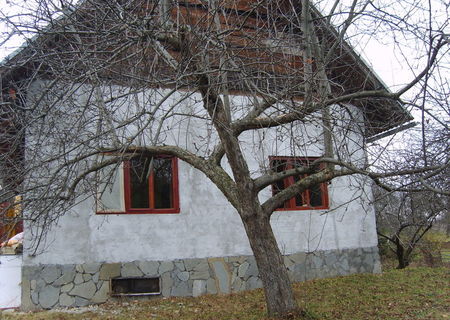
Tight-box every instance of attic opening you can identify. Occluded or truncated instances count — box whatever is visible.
[111,277,161,296]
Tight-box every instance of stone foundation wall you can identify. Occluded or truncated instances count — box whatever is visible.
[21,246,380,310]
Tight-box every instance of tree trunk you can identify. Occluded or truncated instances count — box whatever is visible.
[396,255,410,269]
[241,212,298,317]
[446,212,450,237]
[395,239,409,269]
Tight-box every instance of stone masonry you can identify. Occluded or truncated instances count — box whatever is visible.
[21,246,381,310]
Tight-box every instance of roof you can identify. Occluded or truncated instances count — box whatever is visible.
[0,0,413,137]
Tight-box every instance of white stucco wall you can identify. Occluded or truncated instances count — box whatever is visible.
[0,255,22,309]
[22,84,378,266]
[23,167,377,265]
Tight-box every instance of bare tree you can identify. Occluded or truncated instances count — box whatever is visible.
[375,188,447,269]
[374,123,449,269]
[0,0,448,316]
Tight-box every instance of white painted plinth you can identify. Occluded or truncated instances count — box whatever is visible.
[0,255,22,309]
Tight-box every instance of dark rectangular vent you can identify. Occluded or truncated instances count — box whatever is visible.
[111,277,160,296]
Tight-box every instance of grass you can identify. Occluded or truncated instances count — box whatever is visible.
[2,267,449,320]
[442,249,450,263]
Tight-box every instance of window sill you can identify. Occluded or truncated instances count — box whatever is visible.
[96,208,180,215]
[111,292,161,297]
[275,206,329,211]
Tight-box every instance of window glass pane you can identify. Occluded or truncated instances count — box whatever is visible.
[271,159,287,208]
[292,160,307,207]
[293,175,305,207]
[309,183,323,207]
[132,278,160,294]
[271,159,286,194]
[130,158,150,208]
[111,278,160,295]
[153,158,173,209]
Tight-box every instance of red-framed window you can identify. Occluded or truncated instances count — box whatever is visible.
[123,155,179,214]
[270,156,329,210]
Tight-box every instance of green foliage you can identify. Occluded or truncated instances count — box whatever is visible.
[3,267,449,320]
[422,231,449,244]
[419,231,450,267]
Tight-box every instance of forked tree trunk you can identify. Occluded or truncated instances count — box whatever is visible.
[241,212,298,316]
[396,254,410,269]
[395,238,410,269]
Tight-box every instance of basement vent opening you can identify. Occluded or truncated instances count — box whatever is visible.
[111,277,161,296]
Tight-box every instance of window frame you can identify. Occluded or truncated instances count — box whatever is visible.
[269,156,329,211]
[96,154,180,215]
[110,277,161,296]
[123,155,180,214]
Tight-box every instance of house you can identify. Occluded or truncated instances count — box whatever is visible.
[0,0,412,310]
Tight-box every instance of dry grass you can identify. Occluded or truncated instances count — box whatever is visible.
[2,267,449,320]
